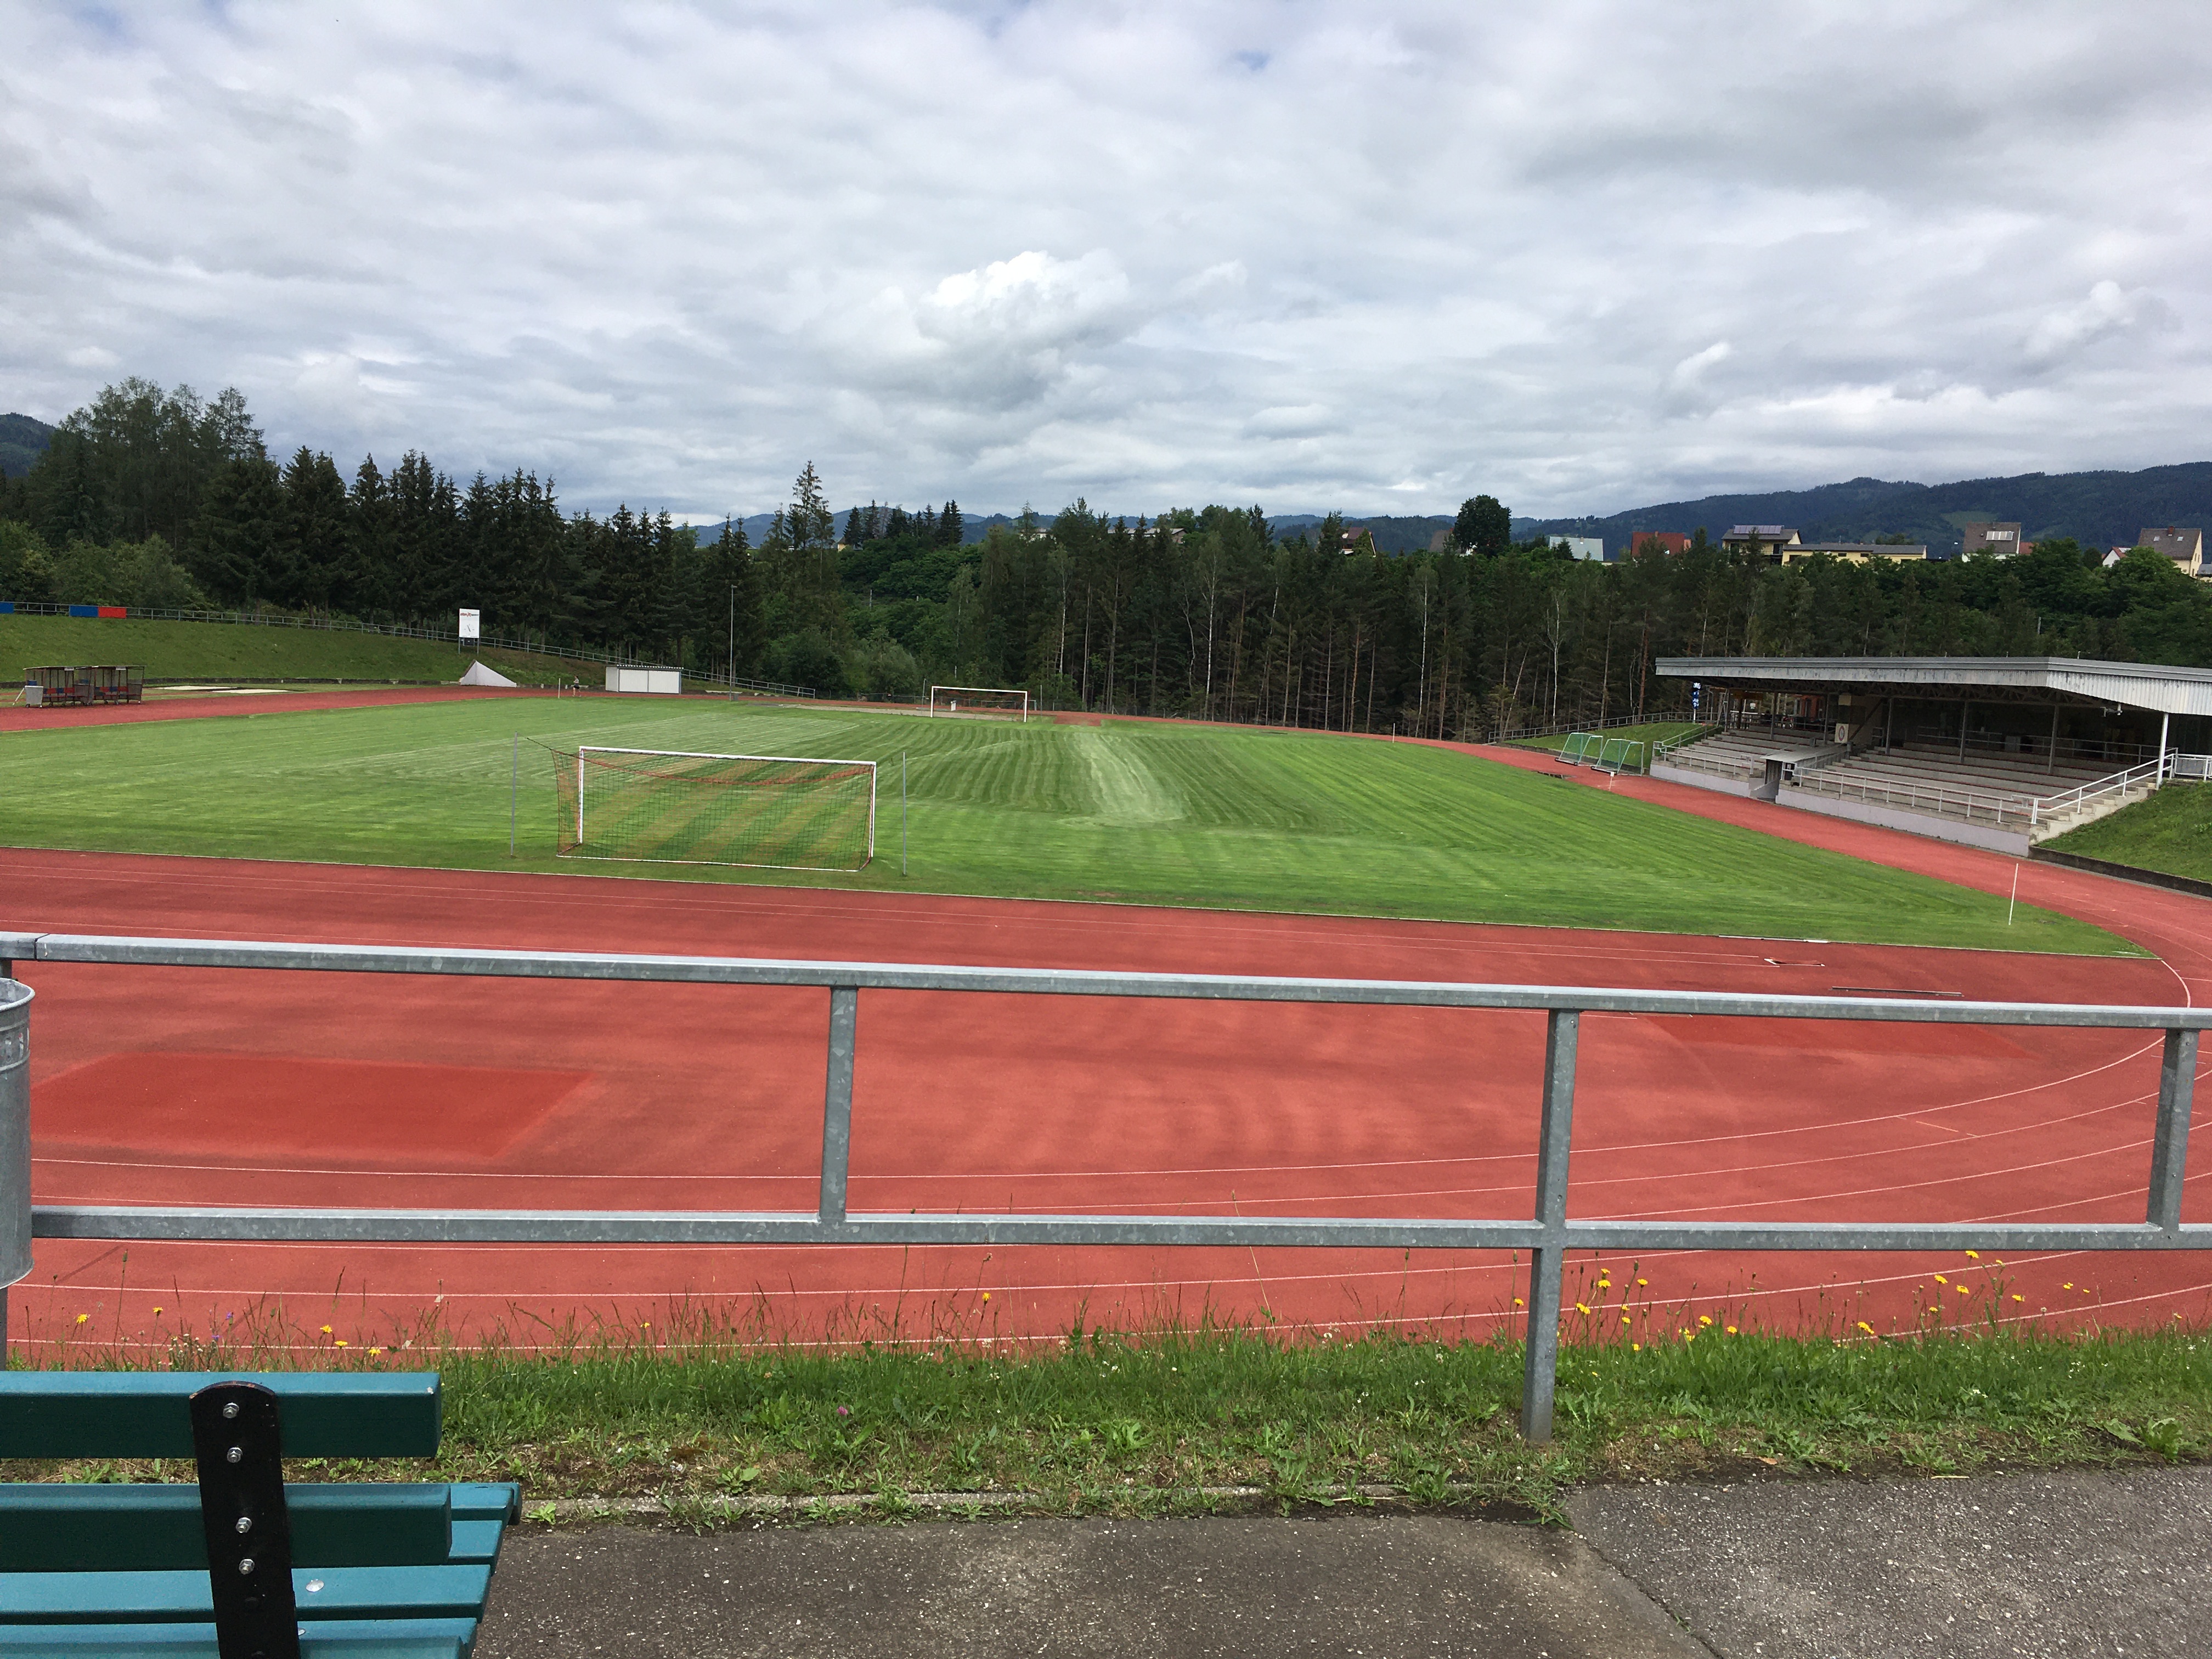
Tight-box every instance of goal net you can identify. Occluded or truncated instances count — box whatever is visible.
[928,686,1030,721]
[551,747,876,871]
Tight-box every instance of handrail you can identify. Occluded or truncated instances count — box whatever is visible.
[0,932,2203,1444]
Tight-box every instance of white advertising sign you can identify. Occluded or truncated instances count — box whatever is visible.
[458,608,481,641]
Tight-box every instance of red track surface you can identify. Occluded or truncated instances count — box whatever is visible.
[8,738,2211,1358]
[0,685,528,733]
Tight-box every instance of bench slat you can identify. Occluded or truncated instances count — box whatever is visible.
[0,1484,452,1572]
[447,1482,521,1524]
[0,1565,492,1626]
[0,1618,475,1657]
[448,1519,505,1566]
[0,1374,440,1459]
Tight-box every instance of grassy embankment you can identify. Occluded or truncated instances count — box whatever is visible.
[0,611,603,687]
[2046,781,2212,884]
[0,695,2127,951]
[1508,720,1707,755]
[12,1277,2211,1523]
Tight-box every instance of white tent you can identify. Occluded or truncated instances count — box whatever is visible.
[456,660,518,687]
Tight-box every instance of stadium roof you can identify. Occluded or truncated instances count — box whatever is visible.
[1655,656,2212,718]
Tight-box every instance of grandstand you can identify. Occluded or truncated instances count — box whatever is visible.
[1654,656,2212,853]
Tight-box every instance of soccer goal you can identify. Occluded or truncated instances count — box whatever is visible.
[552,747,876,871]
[928,686,1030,721]
[1590,738,1646,775]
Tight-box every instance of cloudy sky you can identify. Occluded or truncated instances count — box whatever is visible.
[5,2,2209,521]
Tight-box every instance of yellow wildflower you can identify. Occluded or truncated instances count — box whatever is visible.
[1965,1250,1979,1260]
[1933,1274,1947,1285]
[75,1313,87,1324]
[1698,1314,1712,1327]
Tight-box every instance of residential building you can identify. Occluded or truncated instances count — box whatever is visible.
[1778,542,1929,566]
[1630,531,1692,556]
[2138,526,2205,577]
[1720,524,1801,558]
[1559,536,1605,561]
[1962,522,2027,558]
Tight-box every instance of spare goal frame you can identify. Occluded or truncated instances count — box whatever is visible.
[563,745,877,871]
[928,685,1030,721]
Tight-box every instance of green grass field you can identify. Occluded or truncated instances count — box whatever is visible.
[2045,782,2212,884]
[1,612,599,686]
[0,695,2125,951]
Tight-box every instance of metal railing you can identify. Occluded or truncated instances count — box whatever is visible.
[0,932,2204,1443]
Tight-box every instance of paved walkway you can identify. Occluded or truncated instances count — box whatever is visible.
[474,1466,2212,1658]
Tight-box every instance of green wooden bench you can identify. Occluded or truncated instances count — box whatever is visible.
[0,1373,517,1658]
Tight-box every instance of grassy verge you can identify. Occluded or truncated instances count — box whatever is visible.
[2045,781,2212,884]
[0,697,2128,952]
[12,1311,2211,1525]
[0,612,603,687]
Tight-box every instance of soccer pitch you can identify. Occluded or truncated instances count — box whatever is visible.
[0,697,2128,953]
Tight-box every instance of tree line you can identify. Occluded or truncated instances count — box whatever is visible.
[4,377,2210,731]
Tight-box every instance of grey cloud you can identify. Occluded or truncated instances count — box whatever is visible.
[2,0,2209,520]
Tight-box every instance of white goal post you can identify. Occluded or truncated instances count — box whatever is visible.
[555,745,877,872]
[928,685,1030,721]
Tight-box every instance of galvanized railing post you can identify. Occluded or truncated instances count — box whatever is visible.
[817,985,860,1226]
[2147,1026,2200,1232]
[1520,1007,1579,1443]
[0,977,32,1368]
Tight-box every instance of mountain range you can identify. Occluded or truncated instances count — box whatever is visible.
[8,407,2206,561]
[0,413,54,480]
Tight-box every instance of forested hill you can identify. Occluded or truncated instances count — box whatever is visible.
[1517,463,2212,558]
[0,413,54,480]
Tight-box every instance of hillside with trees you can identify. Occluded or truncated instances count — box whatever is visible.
[4,377,2210,732]
[1519,466,2212,558]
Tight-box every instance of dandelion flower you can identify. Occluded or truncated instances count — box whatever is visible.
[1965,1250,1979,1260]
[1576,1302,1592,1316]
[1726,1325,1739,1335]
[335,1339,348,1348]
[1514,1297,1526,1308]
[1933,1274,1947,1285]
[321,1325,332,1335]
[981,1293,991,1302]
[1632,1343,1642,1352]
[368,1347,383,1355]
[1856,1321,1876,1335]
[1637,1278,1648,1287]
[1621,1314,1631,1325]
[2062,1282,2073,1290]
[2011,1294,2024,1303]
[75,1313,87,1324]
[1698,1314,1712,1327]
[1956,1285,1971,1296]
[151,1306,162,1316]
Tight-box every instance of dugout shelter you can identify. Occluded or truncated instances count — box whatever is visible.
[22,665,144,707]
[1651,654,2212,854]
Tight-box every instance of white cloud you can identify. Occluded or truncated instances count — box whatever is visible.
[2,2,2209,518]
[2023,279,2178,365]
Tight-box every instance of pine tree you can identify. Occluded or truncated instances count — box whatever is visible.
[940,499,964,546]
[190,456,285,607]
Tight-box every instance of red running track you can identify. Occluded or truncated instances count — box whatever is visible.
[6,746,2210,1358]
[0,684,531,733]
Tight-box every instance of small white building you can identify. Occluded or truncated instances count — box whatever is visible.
[606,666,682,695]
[1560,537,1606,561]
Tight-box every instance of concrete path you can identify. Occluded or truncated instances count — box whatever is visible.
[472,1468,2212,1658]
